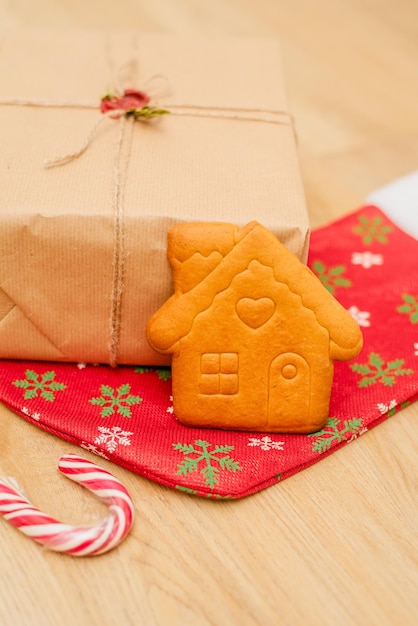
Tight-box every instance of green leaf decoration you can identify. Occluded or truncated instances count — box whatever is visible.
[220,457,241,472]
[381,375,396,387]
[124,395,141,406]
[157,369,171,381]
[177,458,199,476]
[41,390,55,402]
[345,418,363,431]
[370,352,384,369]
[312,260,351,295]
[89,383,142,418]
[213,444,235,454]
[25,370,39,382]
[396,294,418,324]
[12,370,67,402]
[117,406,132,418]
[350,353,413,387]
[172,439,241,488]
[90,396,106,406]
[351,363,372,375]
[128,105,170,120]
[173,443,196,454]
[387,359,404,370]
[23,389,38,400]
[312,260,325,273]
[308,417,364,454]
[134,366,171,380]
[312,438,333,454]
[41,371,56,382]
[101,406,115,418]
[13,380,30,389]
[353,214,392,244]
[117,383,131,396]
[201,464,219,489]
[358,377,381,388]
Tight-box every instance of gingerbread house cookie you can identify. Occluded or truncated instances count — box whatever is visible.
[147,221,363,433]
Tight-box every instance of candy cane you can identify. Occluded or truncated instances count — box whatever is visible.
[0,454,134,556]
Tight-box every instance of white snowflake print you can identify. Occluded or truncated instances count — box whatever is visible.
[22,406,41,421]
[80,442,110,460]
[414,343,418,356]
[351,251,383,269]
[94,426,134,453]
[167,395,174,414]
[348,306,371,327]
[348,426,368,443]
[247,436,285,451]
[377,399,397,415]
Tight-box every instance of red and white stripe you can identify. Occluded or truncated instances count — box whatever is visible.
[0,454,134,556]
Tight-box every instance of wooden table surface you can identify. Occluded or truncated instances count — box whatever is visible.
[1,1,417,625]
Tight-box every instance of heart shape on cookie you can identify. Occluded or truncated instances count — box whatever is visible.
[236,297,275,329]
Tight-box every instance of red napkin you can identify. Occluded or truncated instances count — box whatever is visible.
[1,206,417,498]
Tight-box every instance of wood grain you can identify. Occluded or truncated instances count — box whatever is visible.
[1,1,417,624]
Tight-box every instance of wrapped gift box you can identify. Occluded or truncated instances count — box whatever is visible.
[0,28,309,366]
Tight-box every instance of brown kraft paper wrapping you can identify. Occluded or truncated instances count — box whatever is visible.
[0,28,309,366]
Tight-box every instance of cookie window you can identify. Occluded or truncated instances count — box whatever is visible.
[200,352,239,395]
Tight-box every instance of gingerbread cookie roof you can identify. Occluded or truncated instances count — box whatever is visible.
[147,221,363,359]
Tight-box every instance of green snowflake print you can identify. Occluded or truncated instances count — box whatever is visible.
[350,352,413,387]
[312,261,352,295]
[396,294,418,324]
[173,439,241,489]
[134,366,171,381]
[89,383,142,417]
[308,417,364,454]
[12,370,67,402]
[353,214,392,245]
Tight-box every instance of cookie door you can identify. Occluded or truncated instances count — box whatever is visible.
[267,352,311,427]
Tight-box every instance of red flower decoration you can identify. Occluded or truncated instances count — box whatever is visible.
[100,89,150,115]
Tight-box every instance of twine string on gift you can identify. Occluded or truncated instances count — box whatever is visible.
[170,103,295,126]
[43,110,119,168]
[0,97,97,109]
[41,102,294,168]
[0,84,295,366]
[0,97,295,148]
[108,114,135,368]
